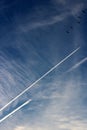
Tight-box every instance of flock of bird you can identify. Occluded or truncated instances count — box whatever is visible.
[66,9,87,34]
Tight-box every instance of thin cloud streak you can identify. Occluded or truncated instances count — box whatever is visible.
[18,2,84,32]
[19,12,69,32]
[67,57,87,72]
[0,47,80,113]
[0,99,32,123]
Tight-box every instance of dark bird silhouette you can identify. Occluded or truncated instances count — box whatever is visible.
[77,21,81,24]
[66,30,70,34]
[82,10,86,14]
[65,25,73,34]
[77,16,81,19]
[65,9,87,34]
[70,26,73,29]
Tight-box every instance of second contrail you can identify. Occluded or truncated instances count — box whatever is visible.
[0,47,80,113]
[0,99,32,123]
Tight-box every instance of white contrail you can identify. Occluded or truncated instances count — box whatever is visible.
[0,99,32,123]
[0,47,80,113]
[67,57,87,72]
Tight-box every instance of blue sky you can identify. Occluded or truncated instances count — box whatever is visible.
[0,0,87,130]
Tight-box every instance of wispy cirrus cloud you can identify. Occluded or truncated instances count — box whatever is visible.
[11,78,87,130]
[13,0,86,33]
[0,0,87,130]
[0,50,36,112]
[0,68,87,130]
[0,47,80,114]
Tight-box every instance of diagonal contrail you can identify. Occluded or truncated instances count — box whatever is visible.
[0,47,80,113]
[67,57,87,72]
[0,99,32,123]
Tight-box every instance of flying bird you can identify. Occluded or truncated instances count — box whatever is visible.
[66,26,73,34]
[70,26,73,29]
[77,16,81,19]
[82,10,86,14]
[77,21,81,24]
[66,30,70,34]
